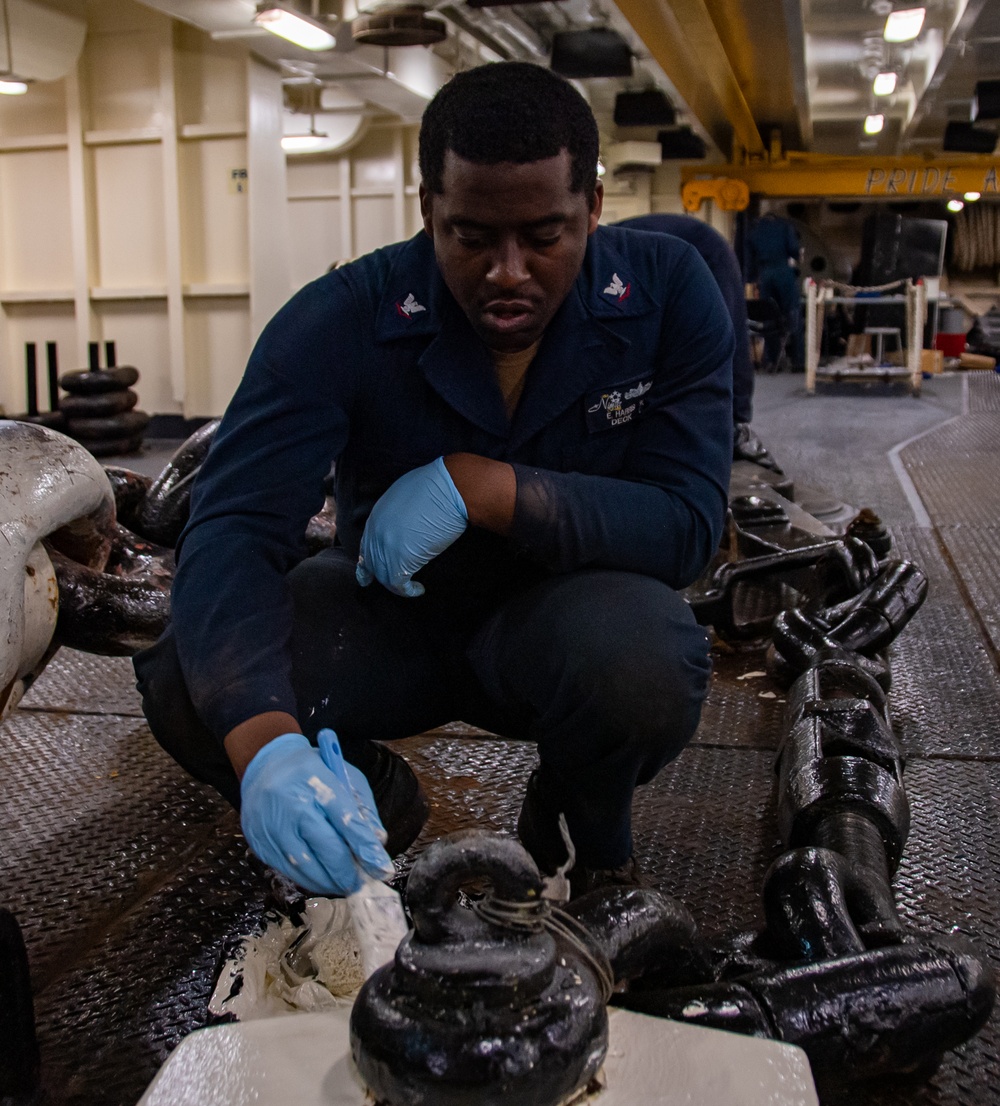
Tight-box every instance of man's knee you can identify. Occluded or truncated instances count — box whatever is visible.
[133,629,241,806]
[504,571,712,771]
[574,581,710,769]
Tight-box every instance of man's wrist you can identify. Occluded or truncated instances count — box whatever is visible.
[224,711,302,780]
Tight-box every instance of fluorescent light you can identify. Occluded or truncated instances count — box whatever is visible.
[864,113,885,134]
[964,191,981,201]
[254,5,336,50]
[873,72,897,96]
[0,79,28,95]
[884,8,925,43]
[282,132,329,152]
[946,199,964,212]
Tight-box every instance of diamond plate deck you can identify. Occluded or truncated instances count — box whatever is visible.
[900,413,1000,527]
[4,372,1000,1106]
[18,649,143,717]
[966,370,1000,413]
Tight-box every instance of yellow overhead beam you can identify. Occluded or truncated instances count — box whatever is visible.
[682,156,1000,202]
[614,0,767,159]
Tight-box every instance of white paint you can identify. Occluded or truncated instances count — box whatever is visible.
[307,775,336,805]
[0,421,114,716]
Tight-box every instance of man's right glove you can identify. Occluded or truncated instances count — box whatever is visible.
[240,730,394,896]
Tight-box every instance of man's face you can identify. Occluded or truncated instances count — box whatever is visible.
[420,150,603,352]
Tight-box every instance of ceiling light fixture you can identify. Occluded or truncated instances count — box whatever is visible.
[282,110,330,153]
[0,0,28,94]
[282,129,329,153]
[946,199,964,213]
[254,3,336,51]
[964,191,981,202]
[864,113,885,134]
[884,8,925,43]
[873,72,897,96]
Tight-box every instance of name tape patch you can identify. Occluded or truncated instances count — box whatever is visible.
[585,376,653,432]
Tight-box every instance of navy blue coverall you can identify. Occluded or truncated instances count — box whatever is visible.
[134,226,734,870]
[748,214,804,370]
[615,214,753,424]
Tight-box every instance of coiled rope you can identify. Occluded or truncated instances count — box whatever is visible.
[952,204,1000,272]
[821,278,909,295]
[471,895,615,1004]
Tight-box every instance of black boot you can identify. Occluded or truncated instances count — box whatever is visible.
[733,422,784,474]
[516,769,645,900]
[365,742,430,858]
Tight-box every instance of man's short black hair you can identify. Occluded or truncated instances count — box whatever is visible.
[419,62,599,199]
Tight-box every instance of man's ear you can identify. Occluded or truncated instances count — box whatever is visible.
[588,180,604,234]
[419,184,434,238]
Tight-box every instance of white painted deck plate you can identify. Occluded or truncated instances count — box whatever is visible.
[138,1006,819,1106]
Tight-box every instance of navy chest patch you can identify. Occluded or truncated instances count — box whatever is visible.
[584,375,653,432]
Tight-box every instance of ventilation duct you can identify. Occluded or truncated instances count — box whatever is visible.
[658,128,707,160]
[0,0,87,82]
[942,121,997,154]
[352,5,447,47]
[550,28,632,79]
[972,80,1000,122]
[604,140,661,174]
[613,90,675,128]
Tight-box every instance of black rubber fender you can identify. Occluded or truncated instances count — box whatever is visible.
[66,409,150,441]
[60,389,139,418]
[59,364,139,394]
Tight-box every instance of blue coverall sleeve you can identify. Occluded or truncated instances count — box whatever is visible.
[509,243,734,590]
[169,277,357,739]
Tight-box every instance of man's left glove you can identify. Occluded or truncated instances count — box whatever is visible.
[240,731,394,895]
[356,456,468,597]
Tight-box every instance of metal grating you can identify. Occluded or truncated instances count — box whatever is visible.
[900,412,1000,528]
[885,526,1000,759]
[18,648,144,717]
[29,828,266,1106]
[935,524,1000,659]
[965,371,1000,414]
[1,709,232,991]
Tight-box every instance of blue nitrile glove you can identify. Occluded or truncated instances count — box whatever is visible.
[240,730,394,896]
[356,456,468,597]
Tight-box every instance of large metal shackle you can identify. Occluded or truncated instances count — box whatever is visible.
[0,420,114,718]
